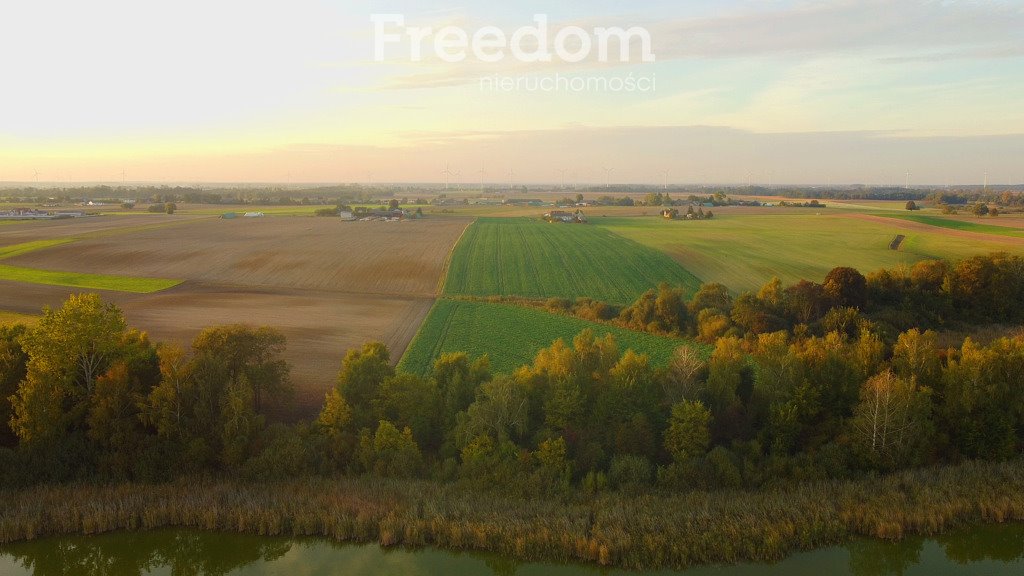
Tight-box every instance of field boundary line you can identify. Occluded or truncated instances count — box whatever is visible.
[436,218,476,297]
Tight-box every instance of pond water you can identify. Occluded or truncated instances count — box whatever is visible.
[0,523,1022,575]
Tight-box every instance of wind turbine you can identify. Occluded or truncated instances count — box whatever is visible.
[905,170,910,190]
[557,168,567,189]
[441,163,453,190]
[662,169,670,190]
[33,169,39,184]
[453,169,463,191]
[984,171,988,192]
[603,167,614,189]
[508,168,515,191]
[477,162,485,192]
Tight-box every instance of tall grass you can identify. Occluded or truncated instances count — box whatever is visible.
[2,459,1023,570]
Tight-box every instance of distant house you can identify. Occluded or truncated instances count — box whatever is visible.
[661,208,679,220]
[338,211,356,221]
[543,209,587,224]
[243,212,265,218]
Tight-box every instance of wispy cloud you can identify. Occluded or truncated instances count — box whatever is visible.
[374,0,1024,90]
[654,0,1024,59]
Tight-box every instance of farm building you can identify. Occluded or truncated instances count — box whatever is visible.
[661,208,679,220]
[505,198,546,207]
[338,211,356,221]
[244,212,265,218]
[543,210,588,224]
[356,209,408,221]
[0,208,55,220]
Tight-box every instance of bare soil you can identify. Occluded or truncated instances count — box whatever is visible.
[0,216,471,417]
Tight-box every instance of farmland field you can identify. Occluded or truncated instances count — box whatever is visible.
[0,215,471,416]
[398,298,706,376]
[599,212,1024,294]
[0,265,180,293]
[443,218,701,304]
[886,213,1024,237]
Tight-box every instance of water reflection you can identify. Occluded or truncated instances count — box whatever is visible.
[848,537,923,576]
[0,523,1022,576]
[1,531,291,576]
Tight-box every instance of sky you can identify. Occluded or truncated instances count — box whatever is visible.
[1,0,1023,186]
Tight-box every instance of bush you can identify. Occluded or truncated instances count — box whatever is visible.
[241,424,315,481]
[608,454,653,493]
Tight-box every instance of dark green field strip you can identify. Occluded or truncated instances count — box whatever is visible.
[443,218,702,304]
[888,214,1024,237]
[398,298,708,376]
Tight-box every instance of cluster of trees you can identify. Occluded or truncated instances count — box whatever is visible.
[931,190,1023,208]
[147,202,177,214]
[775,199,826,208]
[774,187,1022,206]
[538,253,1024,347]
[316,308,1024,493]
[662,206,714,220]
[0,295,292,484]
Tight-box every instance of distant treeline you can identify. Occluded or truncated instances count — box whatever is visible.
[772,186,1024,206]
[0,185,426,206]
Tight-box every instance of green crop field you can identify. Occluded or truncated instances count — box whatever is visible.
[398,298,706,376]
[599,214,1024,294]
[443,218,701,304]
[888,213,1024,237]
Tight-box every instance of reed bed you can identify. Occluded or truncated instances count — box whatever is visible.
[2,459,1023,570]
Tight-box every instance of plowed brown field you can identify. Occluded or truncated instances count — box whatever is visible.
[0,215,470,417]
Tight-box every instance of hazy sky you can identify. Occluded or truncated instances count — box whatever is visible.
[1,0,1023,185]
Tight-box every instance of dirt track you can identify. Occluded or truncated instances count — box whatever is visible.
[0,215,471,417]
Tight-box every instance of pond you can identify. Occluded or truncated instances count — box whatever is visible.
[1,523,1022,575]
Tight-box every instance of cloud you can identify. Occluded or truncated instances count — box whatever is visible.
[372,0,1024,90]
[654,0,1024,59]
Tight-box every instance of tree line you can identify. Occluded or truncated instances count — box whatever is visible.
[2,253,1023,492]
